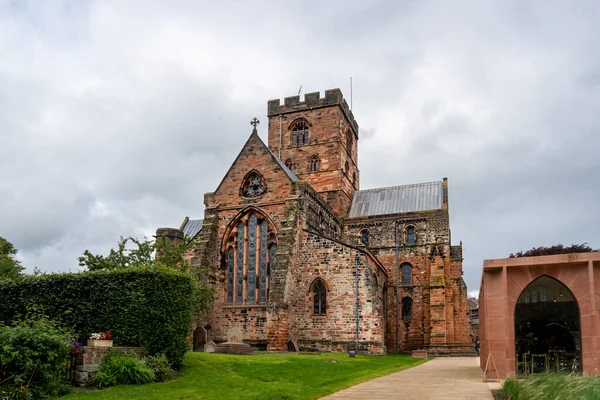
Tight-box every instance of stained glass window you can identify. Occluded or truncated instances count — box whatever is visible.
[226,247,234,304]
[242,172,266,198]
[236,222,244,304]
[259,220,268,303]
[225,213,275,305]
[401,263,412,287]
[247,214,257,303]
[313,279,327,316]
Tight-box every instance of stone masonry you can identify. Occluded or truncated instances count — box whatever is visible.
[157,88,472,355]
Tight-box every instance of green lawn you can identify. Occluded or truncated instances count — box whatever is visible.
[64,352,428,400]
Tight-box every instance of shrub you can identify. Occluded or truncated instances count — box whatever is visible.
[0,317,71,399]
[145,354,176,382]
[0,266,196,367]
[89,351,155,389]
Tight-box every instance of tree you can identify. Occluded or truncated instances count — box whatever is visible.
[0,237,24,279]
[509,243,599,258]
[78,236,196,273]
[78,235,214,315]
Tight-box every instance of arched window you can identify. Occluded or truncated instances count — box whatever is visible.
[241,171,267,198]
[346,130,352,153]
[292,120,309,145]
[285,158,293,170]
[361,229,369,246]
[310,155,320,172]
[224,211,276,305]
[401,263,412,286]
[312,279,327,315]
[402,297,412,320]
[344,161,349,174]
[407,226,416,245]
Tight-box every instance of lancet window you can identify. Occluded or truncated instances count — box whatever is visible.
[401,262,412,287]
[312,278,327,316]
[402,297,413,320]
[225,211,276,304]
[310,155,320,172]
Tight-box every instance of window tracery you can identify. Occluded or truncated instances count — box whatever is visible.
[292,120,309,145]
[224,211,276,305]
[241,171,266,198]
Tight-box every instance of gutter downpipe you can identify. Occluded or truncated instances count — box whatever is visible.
[278,114,282,159]
[395,220,399,354]
[355,256,360,354]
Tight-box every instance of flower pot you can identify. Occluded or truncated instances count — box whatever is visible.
[88,339,113,347]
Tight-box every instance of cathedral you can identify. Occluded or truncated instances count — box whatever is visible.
[158,88,473,355]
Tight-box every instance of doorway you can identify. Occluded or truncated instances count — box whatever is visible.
[514,275,581,375]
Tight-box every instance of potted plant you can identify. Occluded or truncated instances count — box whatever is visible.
[88,331,113,347]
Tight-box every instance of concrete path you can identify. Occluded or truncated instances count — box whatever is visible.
[322,357,494,400]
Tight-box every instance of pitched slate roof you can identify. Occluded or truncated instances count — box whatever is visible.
[181,219,203,239]
[348,181,443,218]
[267,148,299,182]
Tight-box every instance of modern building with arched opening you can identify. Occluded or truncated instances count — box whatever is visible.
[479,252,600,379]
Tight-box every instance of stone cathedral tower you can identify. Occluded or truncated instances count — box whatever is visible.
[266,89,359,217]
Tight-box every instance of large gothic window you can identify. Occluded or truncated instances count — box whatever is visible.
[241,171,266,198]
[401,263,412,286]
[402,297,413,320]
[292,120,309,145]
[310,155,320,172]
[312,278,327,316]
[225,211,276,305]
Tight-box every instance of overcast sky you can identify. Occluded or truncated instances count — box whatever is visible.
[2,0,599,295]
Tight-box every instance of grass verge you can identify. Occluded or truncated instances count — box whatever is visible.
[496,373,600,400]
[64,351,427,400]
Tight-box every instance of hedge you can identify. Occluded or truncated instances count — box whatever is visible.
[0,266,195,367]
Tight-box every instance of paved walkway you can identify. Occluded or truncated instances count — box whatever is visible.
[322,357,494,400]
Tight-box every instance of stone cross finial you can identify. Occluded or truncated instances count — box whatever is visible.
[250,117,260,133]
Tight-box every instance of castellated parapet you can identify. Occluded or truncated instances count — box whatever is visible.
[267,89,359,138]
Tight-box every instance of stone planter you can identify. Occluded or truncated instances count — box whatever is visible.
[88,339,113,347]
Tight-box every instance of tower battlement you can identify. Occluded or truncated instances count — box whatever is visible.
[267,88,359,137]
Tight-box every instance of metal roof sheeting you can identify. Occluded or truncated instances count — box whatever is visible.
[348,181,443,218]
[182,219,203,239]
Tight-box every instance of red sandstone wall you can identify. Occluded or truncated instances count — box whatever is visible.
[285,230,385,354]
[480,255,600,379]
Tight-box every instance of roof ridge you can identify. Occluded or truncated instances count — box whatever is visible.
[356,180,442,193]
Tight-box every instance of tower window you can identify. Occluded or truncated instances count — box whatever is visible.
[402,297,413,320]
[407,226,416,245]
[310,155,320,172]
[312,278,327,316]
[292,120,309,145]
[344,161,349,174]
[401,263,412,286]
[353,172,356,186]
[361,229,369,246]
[285,158,293,170]
[346,130,352,153]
